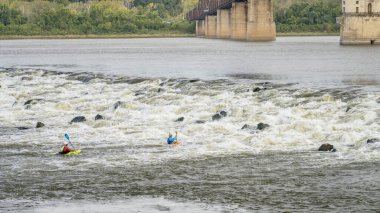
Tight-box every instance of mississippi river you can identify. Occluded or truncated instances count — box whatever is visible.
[0,37,379,212]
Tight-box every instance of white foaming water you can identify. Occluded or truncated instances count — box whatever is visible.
[0,68,380,169]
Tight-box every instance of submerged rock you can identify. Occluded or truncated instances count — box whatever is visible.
[346,106,351,112]
[70,116,86,124]
[318,143,337,152]
[95,114,104,120]
[195,120,206,124]
[219,111,227,117]
[253,87,262,92]
[175,117,184,122]
[126,78,147,84]
[24,99,43,105]
[241,124,254,130]
[67,73,96,83]
[212,111,228,121]
[36,122,45,128]
[367,138,379,144]
[113,101,122,110]
[157,88,165,93]
[76,75,94,83]
[17,127,30,130]
[21,76,33,81]
[257,123,270,130]
[135,91,145,96]
[212,114,222,121]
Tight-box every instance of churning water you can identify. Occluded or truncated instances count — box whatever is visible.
[0,37,379,212]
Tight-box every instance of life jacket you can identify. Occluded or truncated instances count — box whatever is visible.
[61,145,71,153]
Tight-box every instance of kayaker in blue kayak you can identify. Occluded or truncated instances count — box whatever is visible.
[167,131,178,145]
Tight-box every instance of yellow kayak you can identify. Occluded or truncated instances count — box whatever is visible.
[65,149,81,156]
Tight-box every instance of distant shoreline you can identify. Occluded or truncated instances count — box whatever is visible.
[0,32,339,40]
[0,33,195,40]
[277,32,339,36]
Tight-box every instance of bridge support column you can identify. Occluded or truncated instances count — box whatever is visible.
[246,0,276,41]
[217,9,230,39]
[196,20,205,37]
[230,2,247,40]
[205,15,217,38]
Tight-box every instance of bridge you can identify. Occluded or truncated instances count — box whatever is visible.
[186,0,276,41]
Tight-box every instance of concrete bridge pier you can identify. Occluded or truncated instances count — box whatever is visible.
[246,0,276,41]
[217,9,231,39]
[205,15,217,38]
[230,2,247,40]
[196,20,205,37]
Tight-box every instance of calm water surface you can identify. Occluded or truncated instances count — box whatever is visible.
[1,37,380,87]
[0,37,379,212]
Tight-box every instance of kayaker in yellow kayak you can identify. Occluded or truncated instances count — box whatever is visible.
[59,133,75,154]
[60,142,72,154]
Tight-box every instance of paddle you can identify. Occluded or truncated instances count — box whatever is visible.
[65,133,76,150]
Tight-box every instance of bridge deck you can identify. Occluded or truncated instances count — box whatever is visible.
[186,0,245,21]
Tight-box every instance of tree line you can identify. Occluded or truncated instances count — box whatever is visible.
[0,0,194,35]
[274,0,341,33]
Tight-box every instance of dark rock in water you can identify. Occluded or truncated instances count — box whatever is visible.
[257,123,270,130]
[113,101,122,110]
[253,87,262,92]
[367,138,379,144]
[212,113,222,121]
[17,127,30,130]
[219,111,227,117]
[70,116,86,124]
[195,120,206,124]
[36,122,45,128]
[346,106,351,112]
[159,82,165,86]
[241,124,254,130]
[175,117,184,122]
[21,76,33,81]
[189,79,200,83]
[24,99,43,105]
[318,143,336,152]
[135,91,145,96]
[95,114,104,120]
[158,88,165,93]
[212,111,228,121]
[12,101,17,107]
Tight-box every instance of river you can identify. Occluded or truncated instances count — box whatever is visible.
[0,37,379,212]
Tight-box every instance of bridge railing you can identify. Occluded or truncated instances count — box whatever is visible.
[186,0,235,21]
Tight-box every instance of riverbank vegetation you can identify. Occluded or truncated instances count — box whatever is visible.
[274,0,341,33]
[0,0,341,37]
[0,0,195,36]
